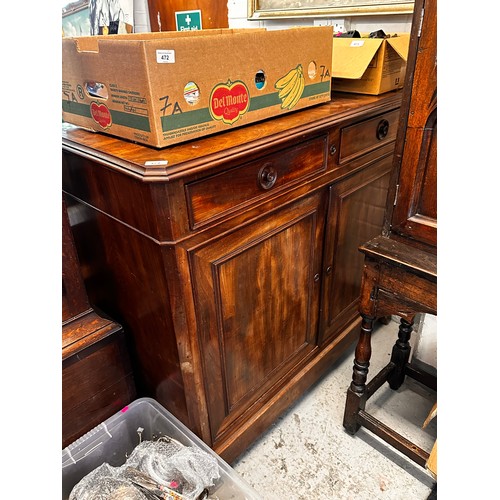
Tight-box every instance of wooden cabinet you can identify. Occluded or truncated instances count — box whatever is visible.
[62,197,136,448]
[62,91,401,462]
[147,0,228,32]
[386,0,437,250]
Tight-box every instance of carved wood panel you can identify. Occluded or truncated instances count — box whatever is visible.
[320,156,392,343]
[189,191,325,442]
[389,0,437,249]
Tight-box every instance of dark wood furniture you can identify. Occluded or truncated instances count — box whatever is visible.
[62,197,136,448]
[146,0,228,32]
[62,90,402,462]
[343,0,437,469]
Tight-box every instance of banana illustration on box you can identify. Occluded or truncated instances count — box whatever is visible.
[275,64,305,110]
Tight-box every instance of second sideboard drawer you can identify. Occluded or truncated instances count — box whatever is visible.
[185,135,327,228]
[339,109,399,163]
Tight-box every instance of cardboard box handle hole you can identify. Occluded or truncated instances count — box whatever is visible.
[308,61,317,80]
[85,81,108,100]
[184,82,200,106]
[255,70,266,90]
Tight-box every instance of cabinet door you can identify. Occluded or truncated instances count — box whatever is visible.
[389,0,437,248]
[320,158,392,343]
[189,191,325,444]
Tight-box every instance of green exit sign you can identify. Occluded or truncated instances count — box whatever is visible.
[175,10,202,31]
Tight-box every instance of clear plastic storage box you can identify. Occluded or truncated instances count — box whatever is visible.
[62,397,262,499]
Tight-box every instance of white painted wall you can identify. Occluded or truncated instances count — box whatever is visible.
[133,0,151,31]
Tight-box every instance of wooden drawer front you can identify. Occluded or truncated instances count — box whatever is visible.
[62,375,135,448]
[185,135,327,228]
[62,330,136,447]
[62,331,133,412]
[339,110,399,163]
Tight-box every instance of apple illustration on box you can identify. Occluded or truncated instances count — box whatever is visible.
[90,102,112,129]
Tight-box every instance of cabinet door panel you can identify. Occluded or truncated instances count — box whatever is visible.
[189,192,325,443]
[320,158,392,343]
[389,0,437,247]
[392,112,437,245]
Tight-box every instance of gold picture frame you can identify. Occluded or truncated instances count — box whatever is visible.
[248,0,414,20]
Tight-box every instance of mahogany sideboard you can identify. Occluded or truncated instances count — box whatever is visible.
[62,91,402,462]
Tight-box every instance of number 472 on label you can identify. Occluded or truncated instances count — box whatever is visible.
[156,50,175,64]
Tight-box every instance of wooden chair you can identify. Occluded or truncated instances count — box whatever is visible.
[343,235,436,467]
[342,0,437,473]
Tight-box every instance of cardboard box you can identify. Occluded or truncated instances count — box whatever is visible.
[62,27,333,148]
[332,34,409,95]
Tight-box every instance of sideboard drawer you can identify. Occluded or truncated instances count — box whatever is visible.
[339,109,399,163]
[185,135,327,228]
[62,323,136,447]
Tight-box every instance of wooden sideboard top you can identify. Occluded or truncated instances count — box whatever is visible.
[62,89,402,460]
[62,91,402,181]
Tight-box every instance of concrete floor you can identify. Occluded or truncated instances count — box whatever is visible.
[232,318,437,499]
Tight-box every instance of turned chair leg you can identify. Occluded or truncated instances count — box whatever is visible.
[343,314,374,434]
[387,316,414,390]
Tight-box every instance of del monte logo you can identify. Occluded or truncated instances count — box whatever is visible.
[90,101,112,129]
[209,80,250,125]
